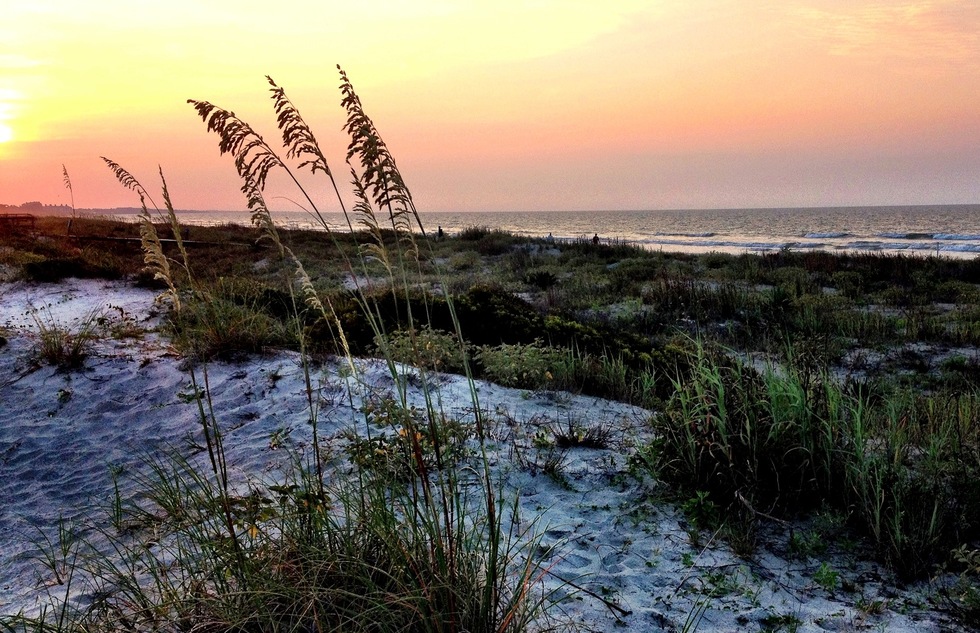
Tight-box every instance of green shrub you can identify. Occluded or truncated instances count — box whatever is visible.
[681,490,721,532]
[448,250,481,270]
[548,348,665,408]
[938,355,980,391]
[23,257,87,282]
[456,226,520,255]
[22,250,124,282]
[456,225,494,240]
[846,390,980,578]
[79,247,125,279]
[347,397,472,480]
[523,268,558,289]
[787,529,827,559]
[947,546,980,626]
[0,248,45,270]
[638,276,761,329]
[771,266,818,297]
[217,277,299,321]
[378,326,467,374]
[476,340,559,390]
[313,284,546,355]
[645,340,980,577]
[931,280,980,303]
[831,270,864,299]
[813,562,839,591]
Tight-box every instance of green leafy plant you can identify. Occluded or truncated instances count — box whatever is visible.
[347,397,472,481]
[788,529,827,559]
[169,280,291,360]
[378,325,467,374]
[681,490,721,532]
[945,546,980,625]
[813,562,839,592]
[760,612,802,633]
[476,340,559,389]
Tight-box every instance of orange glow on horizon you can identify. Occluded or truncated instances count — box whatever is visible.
[2,1,979,211]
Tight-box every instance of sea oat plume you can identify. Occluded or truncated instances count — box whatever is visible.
[337,65,425,241]
[102,157,157,208]
[267,76,331,177]
[188,99,284,190]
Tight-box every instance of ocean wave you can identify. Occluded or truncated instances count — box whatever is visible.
[846,240,980,253]
[640,231,717,238]
[845,241,909,251]
[877,232,937,240]
[934,234,980,241]
[939,243,980,252]
[626,231,980,254]
[902,242,980,253]
[669,231,717,238]
[873,232,980,244]
[637,237,813,251]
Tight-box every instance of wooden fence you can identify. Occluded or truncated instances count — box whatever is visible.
[0,214,36,236]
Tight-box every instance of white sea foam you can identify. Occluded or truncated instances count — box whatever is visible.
[935,233,980,241]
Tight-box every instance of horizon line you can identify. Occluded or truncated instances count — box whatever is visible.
[5,202,980,215]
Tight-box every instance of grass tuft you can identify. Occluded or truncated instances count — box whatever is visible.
[31,307,104,370]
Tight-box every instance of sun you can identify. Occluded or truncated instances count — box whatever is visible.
[0,123,12,143]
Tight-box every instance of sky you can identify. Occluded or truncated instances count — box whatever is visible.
[1,0,979,213]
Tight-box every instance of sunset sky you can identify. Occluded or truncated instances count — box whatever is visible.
[1,1,979,213]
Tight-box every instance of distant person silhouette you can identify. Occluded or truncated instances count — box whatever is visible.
[592,233,599,246]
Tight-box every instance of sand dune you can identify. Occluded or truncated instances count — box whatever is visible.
[0,279,965,631]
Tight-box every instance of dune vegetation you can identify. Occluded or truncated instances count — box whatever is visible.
[2,67,980,630]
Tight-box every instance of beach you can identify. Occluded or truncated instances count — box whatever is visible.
[5,2,980,628]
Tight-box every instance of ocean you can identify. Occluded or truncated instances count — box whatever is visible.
[95,205,980,259]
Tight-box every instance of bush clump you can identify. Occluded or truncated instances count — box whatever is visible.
[378,326,467,374]
[476,340,560,390]
[347,397,472,480]
[23,255,119,282]
[32,309,105,370]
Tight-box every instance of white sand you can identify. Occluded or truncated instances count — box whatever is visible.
[0,279,966,631]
